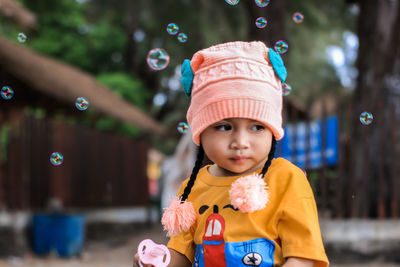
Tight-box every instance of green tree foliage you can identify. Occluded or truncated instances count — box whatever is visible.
[21,0,126,74]
[21,0,91,70]
[94,72,152,137]
[96,72,151,110]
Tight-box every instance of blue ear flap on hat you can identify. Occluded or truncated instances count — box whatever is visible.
[181,59,194,99]
[268,48,287,83]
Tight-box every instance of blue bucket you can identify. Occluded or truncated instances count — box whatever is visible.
[32,213,85,257]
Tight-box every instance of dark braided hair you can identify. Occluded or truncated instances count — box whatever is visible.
[180,144,205,202]
[180,136,277,201]
[260,136,277,177]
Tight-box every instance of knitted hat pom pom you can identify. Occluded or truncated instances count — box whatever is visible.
[229,173,269,213]
[161,197,197,236]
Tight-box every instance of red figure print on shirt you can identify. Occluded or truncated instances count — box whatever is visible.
[202,210,226,267]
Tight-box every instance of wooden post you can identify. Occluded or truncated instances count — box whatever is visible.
[348,101,357,218]
[336,99,344,219]
[360,111,371,219]
[390,102,399,218]
[320,100,328,215]
[0,111,4,209]
[291,100,298,168]
[377,101,386,218]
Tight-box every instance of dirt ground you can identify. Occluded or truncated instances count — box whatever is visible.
[0,223,398,267]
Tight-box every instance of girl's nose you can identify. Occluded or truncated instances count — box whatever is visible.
[230,130,250,149]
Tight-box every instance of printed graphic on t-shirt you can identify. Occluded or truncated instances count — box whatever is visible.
[193,204,275,267]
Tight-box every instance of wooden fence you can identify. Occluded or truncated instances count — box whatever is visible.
[0,114,150,210]
[309,101,399,219]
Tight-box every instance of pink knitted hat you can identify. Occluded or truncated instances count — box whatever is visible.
[183,41,285,146]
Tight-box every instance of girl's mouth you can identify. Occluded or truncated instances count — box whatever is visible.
[231,157,248,163]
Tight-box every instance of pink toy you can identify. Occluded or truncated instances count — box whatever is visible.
[137,239,171,267]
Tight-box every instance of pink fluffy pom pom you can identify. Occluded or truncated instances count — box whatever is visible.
[161,197,197,236]
[229,173,269,213]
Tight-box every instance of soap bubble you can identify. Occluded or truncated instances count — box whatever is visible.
[293,12,304,23]
[75,97,89,111]
[17,33,27,43]
[274,40,289,54]
[146,48,170,70]
[255,17,267,28]
[177,122,189,134]
[1,86,14,100]
[50,152,64,166]
[177,33,188,43]
[360,112,373,125]
[225,0,240,5]
[255,0,270,7]
[282,83,292,96]
[167,23,179,35]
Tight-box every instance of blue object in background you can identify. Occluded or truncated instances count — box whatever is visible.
[324,116,338,166]
[32,213,85,257]
[277,124,293,162]
[309,120,322,169]
[275,117,338,169]
[295,122,307,169]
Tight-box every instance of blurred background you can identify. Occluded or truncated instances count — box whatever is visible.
[0,0,399,266]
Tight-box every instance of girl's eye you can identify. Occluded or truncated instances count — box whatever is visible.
[252,125,265,131]
[215,124,231,131]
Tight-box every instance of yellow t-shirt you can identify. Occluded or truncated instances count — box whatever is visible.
[167,157,329,267]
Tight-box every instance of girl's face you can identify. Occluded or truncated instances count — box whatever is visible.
[200,118,272,177]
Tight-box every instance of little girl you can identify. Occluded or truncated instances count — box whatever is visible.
[134,41,329,267]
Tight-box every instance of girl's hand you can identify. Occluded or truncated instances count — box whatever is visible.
[133,248,192,267]
[133,253,154,267]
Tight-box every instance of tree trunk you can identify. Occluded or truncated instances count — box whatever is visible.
[0,112,4,209]
[351,0,400,218]
[124,0,161,114]
[125,0,139,74]
[245,0,288,46]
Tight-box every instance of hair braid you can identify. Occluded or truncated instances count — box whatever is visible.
[181,144,204,202]
[260,136,277,178]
